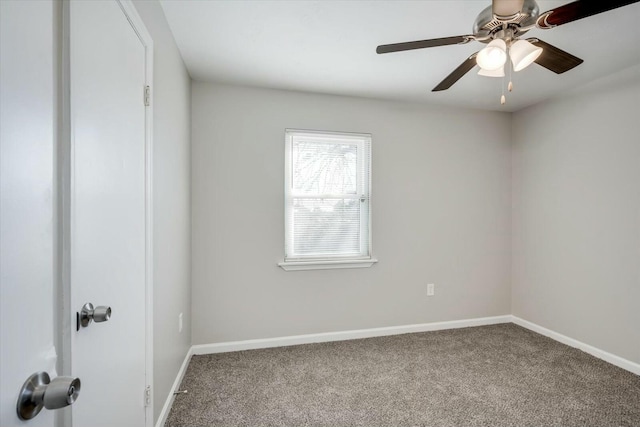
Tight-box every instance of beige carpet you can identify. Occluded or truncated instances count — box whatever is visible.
[166,323,640,426]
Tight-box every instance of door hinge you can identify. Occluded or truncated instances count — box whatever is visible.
[144,85,151,107]
[144,385,151,407]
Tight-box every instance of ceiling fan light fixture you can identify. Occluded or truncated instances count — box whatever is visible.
[478,65,505,77]
[377,0,640,93]
[510,39,543,71]
[476,39,507,70]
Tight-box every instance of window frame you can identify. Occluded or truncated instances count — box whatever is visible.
[279,129,377,271]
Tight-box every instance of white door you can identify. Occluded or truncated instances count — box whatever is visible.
[69,1,151,426]
[1,1,57,426]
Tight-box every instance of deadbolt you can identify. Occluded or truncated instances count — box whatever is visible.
[79,302,111,328]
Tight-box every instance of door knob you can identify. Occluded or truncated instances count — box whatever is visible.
[79,302,111,328]
[17,372,81,420]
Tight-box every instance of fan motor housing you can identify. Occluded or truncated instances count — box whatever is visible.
[473,0,540,41]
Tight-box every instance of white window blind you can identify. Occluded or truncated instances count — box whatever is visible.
[284,129,372,263]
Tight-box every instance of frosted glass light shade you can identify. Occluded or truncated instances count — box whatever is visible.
[476,39,507,70]
[510,39,543,71]
[478,65,505,77]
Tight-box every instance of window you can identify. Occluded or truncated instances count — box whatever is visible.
[279,129,376,271]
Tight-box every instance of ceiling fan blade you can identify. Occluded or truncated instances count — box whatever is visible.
[537,0,640,28]
[528,38,583,74]
[492,0,525,18]
[432,53,478,92]
[376,36,472,54]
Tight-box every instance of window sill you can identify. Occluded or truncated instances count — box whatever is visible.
[278,258,378,271]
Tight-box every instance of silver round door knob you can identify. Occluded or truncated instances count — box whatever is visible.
[17,372,81,420]
[80,302,112,327]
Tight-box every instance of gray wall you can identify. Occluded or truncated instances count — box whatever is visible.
[512,65,640,364]
[132,1,192,422]
[191,83,512,345]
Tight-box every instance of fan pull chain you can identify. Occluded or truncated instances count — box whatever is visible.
[501,74,506,105]
[508,57,514,92]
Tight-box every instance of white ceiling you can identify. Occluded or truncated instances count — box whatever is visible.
[160,0,640,112]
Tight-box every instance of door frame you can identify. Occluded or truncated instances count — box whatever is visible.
[60,1,154,425]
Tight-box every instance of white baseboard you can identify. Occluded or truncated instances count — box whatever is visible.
[155,347,193,427]
[191,315,512,355]
[511,316,640,376]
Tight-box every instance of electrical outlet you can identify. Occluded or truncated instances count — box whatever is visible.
[178,313,183,333]
[427,283,435,296]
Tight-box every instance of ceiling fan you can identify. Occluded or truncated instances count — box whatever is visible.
[376,0,640,100]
